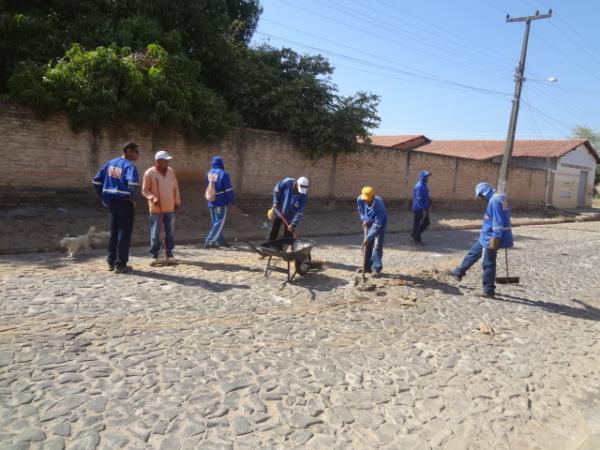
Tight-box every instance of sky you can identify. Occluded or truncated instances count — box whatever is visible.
[251,0,600,140]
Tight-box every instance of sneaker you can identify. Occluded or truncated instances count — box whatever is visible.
[114,265,133,274]
[482,291,496,299]
[449,270,463,282]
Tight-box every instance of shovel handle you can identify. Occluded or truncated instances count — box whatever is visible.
[274,208,299,240]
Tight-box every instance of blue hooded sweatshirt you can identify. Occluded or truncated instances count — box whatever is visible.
[412,170,430,211]
[206,156,235,208]
[477,184,514,249]
[357,195,388,242]
[93,156,139,206]
[273,177,307,227]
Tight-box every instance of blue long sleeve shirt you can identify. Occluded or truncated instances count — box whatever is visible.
[479,190,514,248]
[357,195,388,241]
[206,156,235,207]
[412,175,430,211]
[273,177,307,227]
[92,156,139,206]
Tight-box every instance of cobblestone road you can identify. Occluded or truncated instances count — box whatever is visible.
[1,221,599,450]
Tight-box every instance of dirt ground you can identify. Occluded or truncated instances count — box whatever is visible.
[2,200,599,254]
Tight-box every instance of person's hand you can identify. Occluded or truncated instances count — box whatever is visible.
[287,224,295,233]
[153,197,160,206]
[362,222,368,234]
[267,208,274,220]
[488,238,500,251]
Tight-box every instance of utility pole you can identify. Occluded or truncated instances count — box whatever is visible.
[497,9,552,194]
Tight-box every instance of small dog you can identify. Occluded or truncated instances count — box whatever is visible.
[60,226,110,257]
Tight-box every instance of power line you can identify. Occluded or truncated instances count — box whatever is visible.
[530,29,600,83]
[254,31,512,98]
[520,99,574,132]
[520,0,600,66]
[261,18,436,80]
[374,0,518,65]
[309,0,513,76]
[279,0,513,79]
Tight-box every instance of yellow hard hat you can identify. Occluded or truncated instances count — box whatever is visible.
[361,186,375,201]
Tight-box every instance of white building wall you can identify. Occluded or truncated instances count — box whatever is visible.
[551,145,596,208]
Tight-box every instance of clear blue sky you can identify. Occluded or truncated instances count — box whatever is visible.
[252,0,600,140]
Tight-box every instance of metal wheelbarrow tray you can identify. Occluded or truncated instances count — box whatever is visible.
[254,238,316,281]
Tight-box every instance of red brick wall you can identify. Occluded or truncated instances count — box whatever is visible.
[0,102,546,209]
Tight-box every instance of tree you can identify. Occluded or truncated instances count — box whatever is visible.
[572,125,600,186]
[1,0,380,156]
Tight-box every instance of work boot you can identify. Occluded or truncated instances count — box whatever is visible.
[150,257,159,267]
[482,291,496,299]
[449,269,463,282]
[166,255,178,265]
[371,272,382,278]
[356,268,372,273]
[115,265,133,274]
[107,263,115,272]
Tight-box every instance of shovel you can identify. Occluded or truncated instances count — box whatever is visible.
[355,228,368,286]
[496,248,519,284]
[273,208,299,240]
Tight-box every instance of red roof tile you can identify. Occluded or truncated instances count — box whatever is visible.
[415,139,599,162]
[368,135,428,148]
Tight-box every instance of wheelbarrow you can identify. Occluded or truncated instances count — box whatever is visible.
[242,237,316,281]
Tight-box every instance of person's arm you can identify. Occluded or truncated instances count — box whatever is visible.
[125,165,140,202]
[366,200,385,241]
[489,200,506,250]
[290,195,306,228]
[222,172,235,205]
[92,162,107,198]
[173,171,181,209]
[423,184,430,211]
[272,179,283,209]
[141,170,157,204]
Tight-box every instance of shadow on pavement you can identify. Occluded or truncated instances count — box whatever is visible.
[495,293,600,321]
[133,270,251,293]
[179,260,262,273]
[317,229,541,255]
[381,273,464,296]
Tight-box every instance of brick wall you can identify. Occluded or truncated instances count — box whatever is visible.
[0,102,546,209]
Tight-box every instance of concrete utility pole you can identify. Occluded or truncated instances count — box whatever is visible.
[497,10,552,194]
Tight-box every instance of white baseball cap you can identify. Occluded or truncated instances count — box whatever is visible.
[155,150,173,160]
[297,176,309,194]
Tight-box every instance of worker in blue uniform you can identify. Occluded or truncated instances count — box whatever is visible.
[267,176,309,241]
[357,186,388,277]
[450,182,514,298]
[411,170,431,244]
[92,141,140,273]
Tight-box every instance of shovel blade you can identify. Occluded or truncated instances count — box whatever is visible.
[496,277,520,284]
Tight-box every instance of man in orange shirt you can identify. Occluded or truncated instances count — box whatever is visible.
[142,150,181,265]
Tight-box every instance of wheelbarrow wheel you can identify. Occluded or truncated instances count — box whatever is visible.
[295,254,312,276]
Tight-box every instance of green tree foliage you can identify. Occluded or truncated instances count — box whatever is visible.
[572,125,600,185]
[1,0,380,156]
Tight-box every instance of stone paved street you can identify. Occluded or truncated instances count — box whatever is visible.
[1,221,599,450]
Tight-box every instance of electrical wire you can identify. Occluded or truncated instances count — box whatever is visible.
[254,31,512,97]
[274,0,513,80]
[308,0,512,76]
